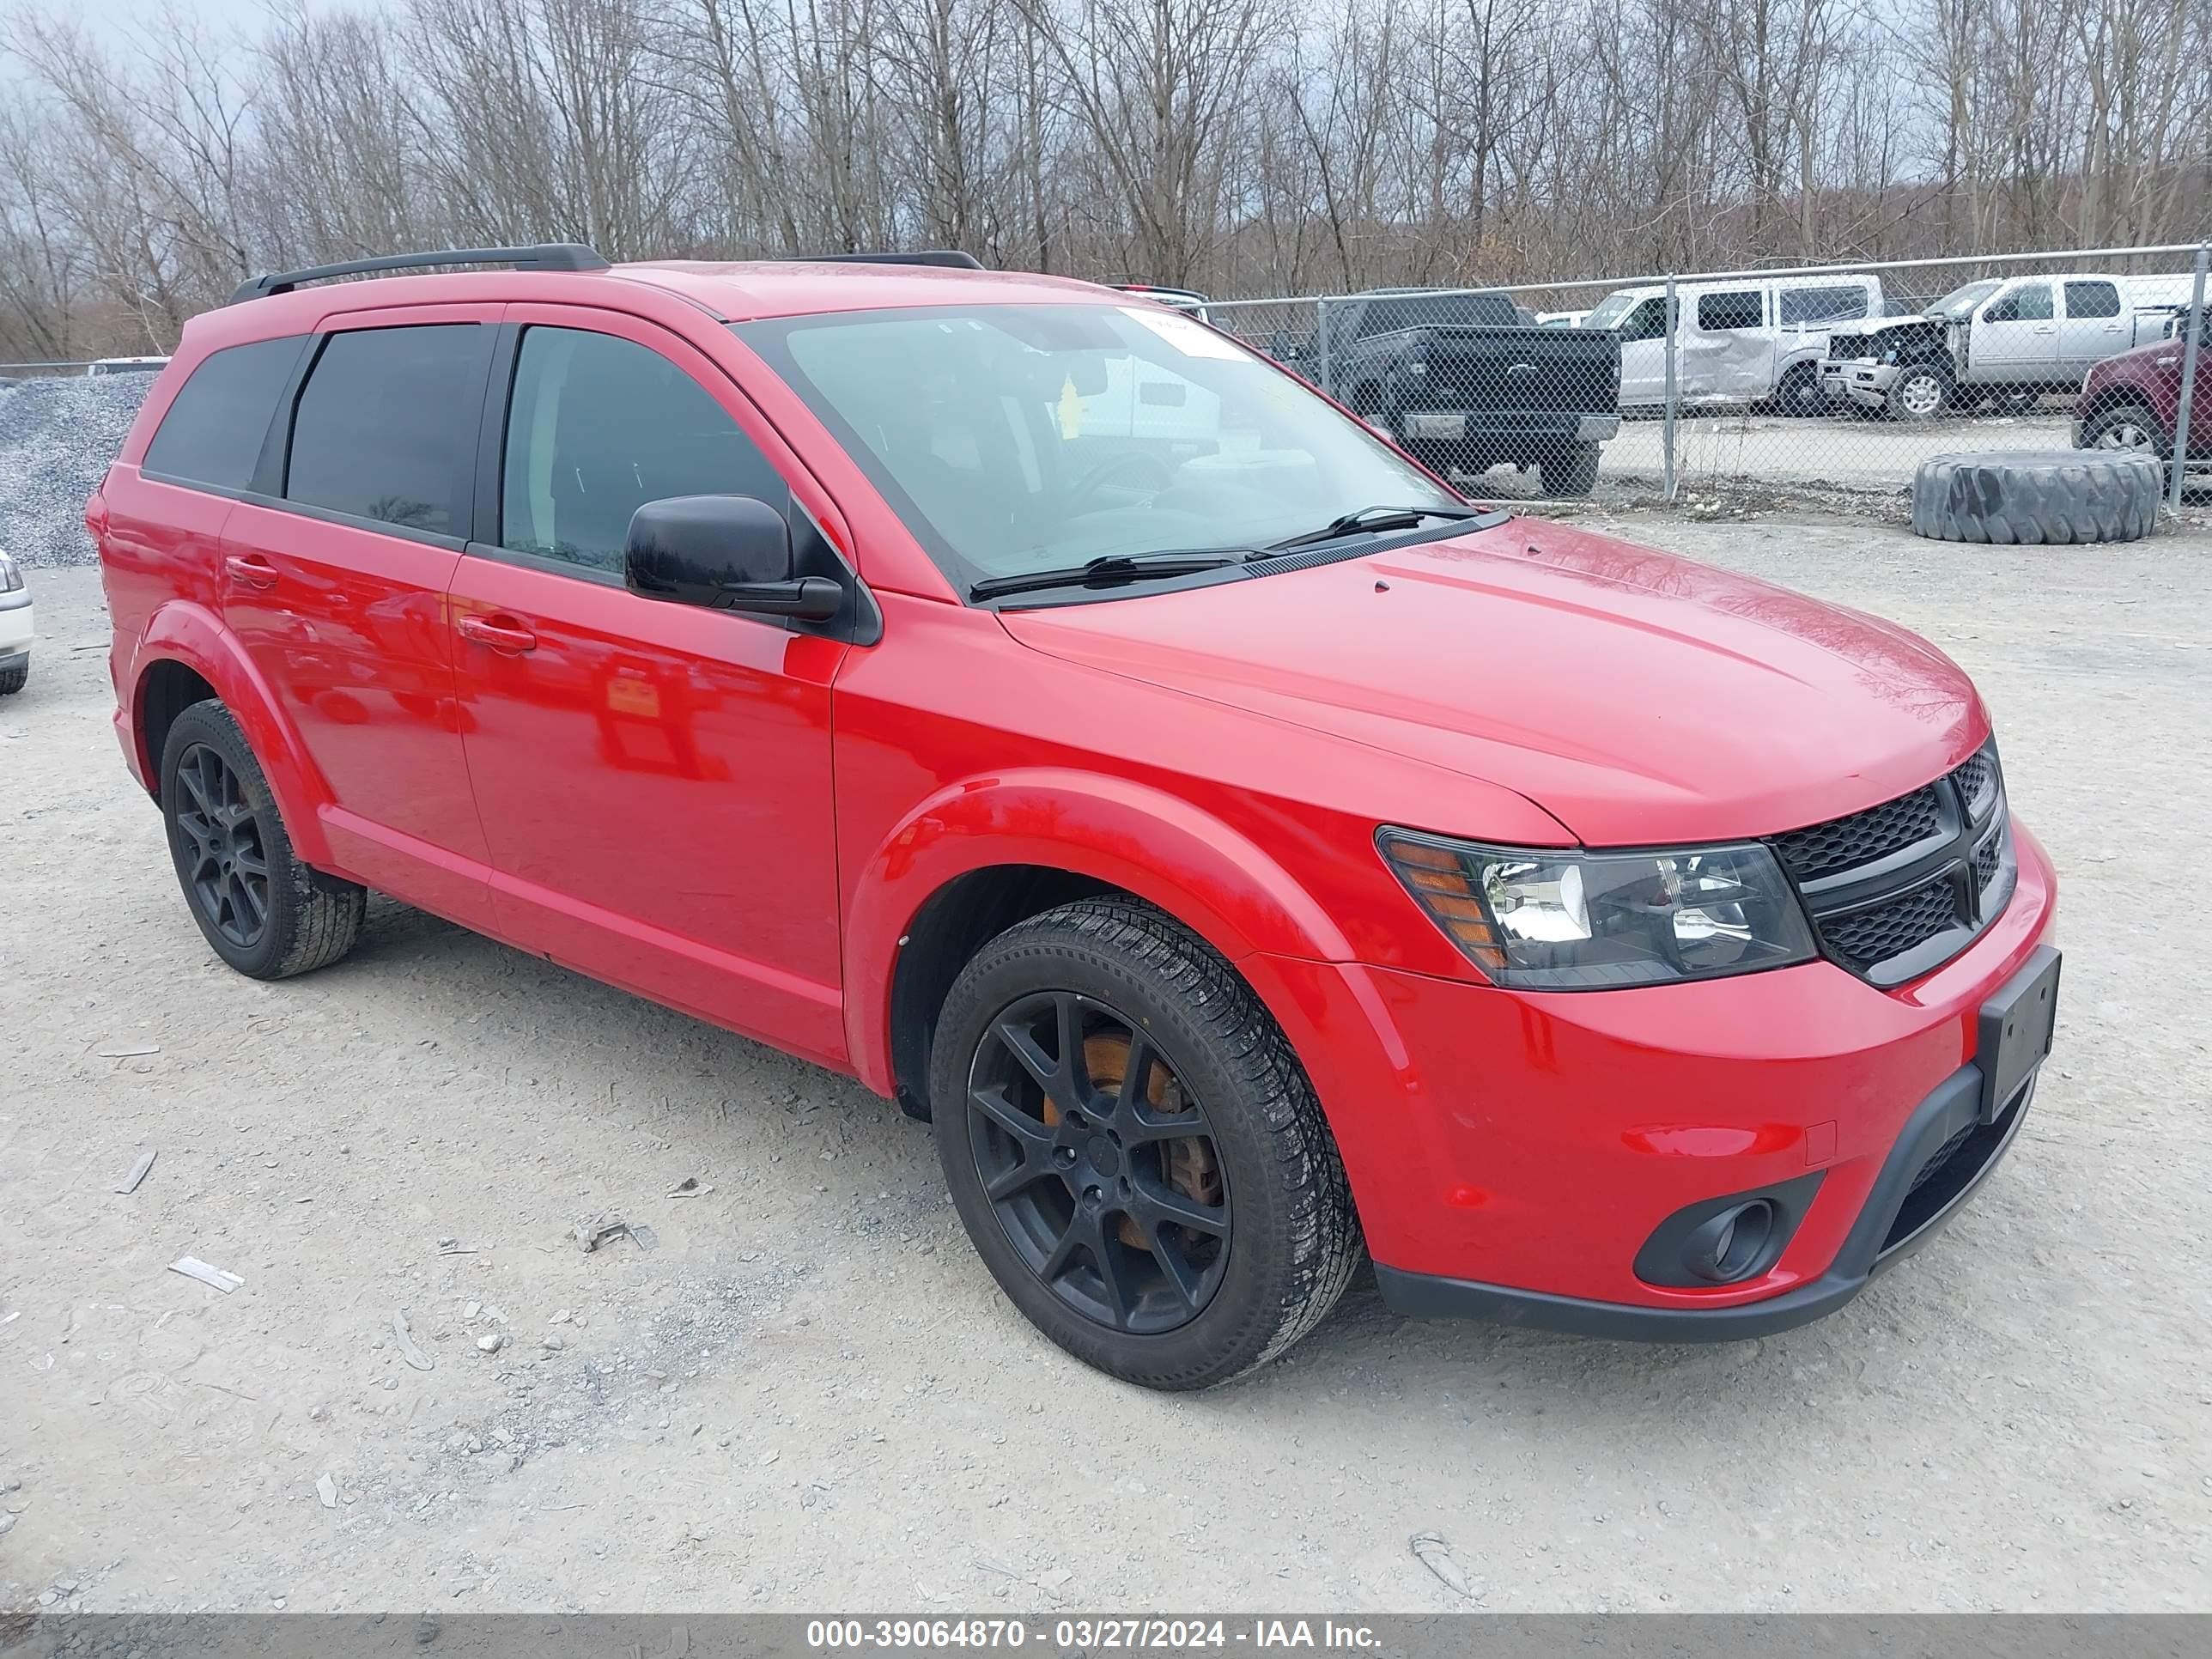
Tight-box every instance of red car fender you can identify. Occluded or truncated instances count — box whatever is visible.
[842,768,1364,1097]
[125,599,337,867]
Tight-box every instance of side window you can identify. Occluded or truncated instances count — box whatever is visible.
[1986,283,2053,323]
[286,325,489,536]
[1778,285,1869,325]
[501,327,787,574]
[2064,281,2121,319]
[142,336,307,491]
[1617,298,1668,343]
[1696,289,1765,331]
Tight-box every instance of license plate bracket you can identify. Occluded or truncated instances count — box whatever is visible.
[1976,945,2061,1125]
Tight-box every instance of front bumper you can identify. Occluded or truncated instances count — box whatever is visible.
[1244,823,2058,1333]
[1821,361,1898,409]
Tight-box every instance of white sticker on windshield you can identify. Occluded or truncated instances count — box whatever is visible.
[1119,305,1246,360]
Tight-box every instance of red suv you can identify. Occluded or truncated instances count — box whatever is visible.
[92,245,2060,1389]
[2074,312,2208,470]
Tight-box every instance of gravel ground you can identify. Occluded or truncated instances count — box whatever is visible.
[3,515,2209,1617]
[0,376,152,568]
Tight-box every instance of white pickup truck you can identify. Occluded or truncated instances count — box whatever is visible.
[1819,273,2195,420]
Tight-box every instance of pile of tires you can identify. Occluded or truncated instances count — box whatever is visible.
[1910,450,2162,544]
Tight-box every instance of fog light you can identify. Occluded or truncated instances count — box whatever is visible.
[1683,1200,1777,1283]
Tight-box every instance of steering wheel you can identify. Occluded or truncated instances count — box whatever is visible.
[1064,452,1175,515]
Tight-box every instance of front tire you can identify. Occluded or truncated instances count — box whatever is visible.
[160,699,365,979]
[929,899,1361,1390]
[2081,402,2167,459]
[1773,362,1827,417]
[0,658,25,696]
[1887,364,1951,422]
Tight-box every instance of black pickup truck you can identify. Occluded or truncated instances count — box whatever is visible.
[1329,289,1622,496]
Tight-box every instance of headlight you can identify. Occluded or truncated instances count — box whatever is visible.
[1882,349,1899,364]
[1378,830,1816,989]
[0,551,21,593]
[1405,360,1428,376]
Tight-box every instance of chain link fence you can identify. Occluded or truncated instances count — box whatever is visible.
[1200,242,2210,517]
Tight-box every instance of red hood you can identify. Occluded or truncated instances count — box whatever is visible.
[1000,520,1986,847]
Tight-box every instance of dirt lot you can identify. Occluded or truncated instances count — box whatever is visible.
[3,514,2210,1616]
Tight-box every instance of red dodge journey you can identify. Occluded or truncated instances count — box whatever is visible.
[92,246,2060,1389]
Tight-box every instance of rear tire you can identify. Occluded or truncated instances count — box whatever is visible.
[929,898,1361,1390]
[160,699,365,979]
[1539,444,1601,497]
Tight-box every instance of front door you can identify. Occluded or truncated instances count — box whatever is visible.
[1614,297,1670,404]
[1971,282,2061,386]
[220,310,497,921]
[445,310,848,1065]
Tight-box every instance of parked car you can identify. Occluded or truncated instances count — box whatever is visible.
[86,356,170,377]
[1583,273,1881,416]
[2073,306,2209,471]
[1328,287,1622,495]
[1821,273,2194,421]
[94,244,2059,1390]
[0,550,31,694]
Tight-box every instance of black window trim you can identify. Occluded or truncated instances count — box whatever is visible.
[262,318,499,547]
[136,333,313,499]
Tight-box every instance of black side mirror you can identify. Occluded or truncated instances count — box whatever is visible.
[624,495,841,621]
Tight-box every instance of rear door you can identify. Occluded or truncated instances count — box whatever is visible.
[2058,279,2127,380]
[444,307,848,1064]
[219,308,497,921]
[1679,286,1773,400]
[1971,282,2060,385]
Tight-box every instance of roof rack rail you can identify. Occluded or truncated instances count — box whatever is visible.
[794,250,984,270]
[228,243,611,305]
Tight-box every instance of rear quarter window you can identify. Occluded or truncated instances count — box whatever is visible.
[141,336,309,491]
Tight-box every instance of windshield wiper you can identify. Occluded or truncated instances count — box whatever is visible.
[968,549,1255,602]
[1265,503,1494,552]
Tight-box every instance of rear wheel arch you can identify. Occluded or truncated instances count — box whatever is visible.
[125,611,334,865]
[134,659,219,800]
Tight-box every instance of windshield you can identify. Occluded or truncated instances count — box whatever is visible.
[738,303,1457,593]
[1584,292,1643,331]
[1928,280,2001,319]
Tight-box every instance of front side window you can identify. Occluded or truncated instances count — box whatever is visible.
[142,336,308,490]
[1778,285,1869,325]
[286,325,489,535]
[1696,290,1765,331]
[740,303,1457,594]
[501,327,787,574]
[1985,283,2053,324]
[2064,281,2122,319]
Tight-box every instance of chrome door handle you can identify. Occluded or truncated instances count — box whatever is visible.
[224,555,278,590]
[458,614,538,654]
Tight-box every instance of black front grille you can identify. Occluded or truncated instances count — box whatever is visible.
[1768,743,2010,987]
[1973,830,2002,893]
[1823,881,1958,971]
[1905,1121,1978,1196]
[1771,787,1942,881]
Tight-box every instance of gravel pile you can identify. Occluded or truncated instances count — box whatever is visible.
[0,374,155,568]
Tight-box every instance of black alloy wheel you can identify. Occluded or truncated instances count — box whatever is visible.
[171,741,272,949]
[965,988,1231,1334]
